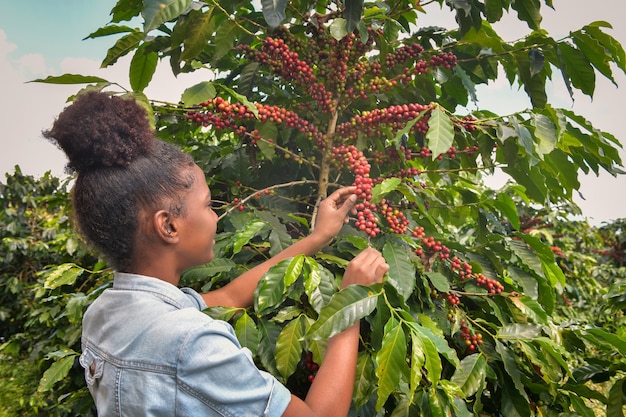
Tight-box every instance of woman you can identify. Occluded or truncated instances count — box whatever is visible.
[44,91,389,417]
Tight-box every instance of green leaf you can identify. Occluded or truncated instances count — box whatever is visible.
[607,378,626,417]
[518,233,565,287]
[354,352,376,409]
[284,255,305,287]
[254,259,290,314]
[500,378,531,417]
[497,324,542,340]
[407,323,443,387]
[180,7,216,62]
[534,337,572,378]
[371,178,402,203]
[410,322,460,368]
[408,332,425,402]
[585,328,626,357]
[493,192,521,230]
[508,295,548,325]
[546,149,580,191]
[484,0,504,22]
[558,42,596,97]
[450,354,487,397]
[330,18,348,40]
[306,284,381,339]
[518,340,561,382]
[392,114,422,145]
[569,394,597,417]
[182,82,217,106]
[234,312,260,356]
[572,30,617,85]
[533,113,557,156]
[275,316,305,381]
[184,257,236,279]
[101,30,144,68]
[344,0,364,33]
[303,257,322,296]
[232,219,267,254]
[514,50,547,108]
[495,340,529,402]
[30,74,110,85]
[509,239,544,275]
[375,317,407,410]
[454,65,477,103]
[306,266,336,314]
[512,117,534,157]
[43,264,83,290]
[528,48,544,78]
[37,354,76,392]
[213,19,238,63]
[261,0,287,28]
[203,305,242,322]
[382,240,416,300]
[425,272,450,293]
[129,44,158,92]
[66,293,89,324]
[583,23,626,72]
[256,319,281,375]
[83,24,136,39]
[510,0,541,30]
[426,106,455,159]
[143,0,193,33]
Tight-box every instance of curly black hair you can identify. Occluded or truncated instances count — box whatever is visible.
[43,91,195,271]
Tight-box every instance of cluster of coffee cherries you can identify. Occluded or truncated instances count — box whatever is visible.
[303,351,319,383]
[457,116,478,132]
[186,97,325,148]
[474,273,504,294]
[449,256,504,294]
[331,145,379,238]
[336,103,433,142]
[396,51,459,84]
[385,43,425,68]
[428,52,458,70]
[449,256,473,280]
[446,292,460,306]
[379,199,409,234]
[232,197,244,212]
[412,226,504,298]
[459,319,483,352]
[237,38,334,113]
[412,227,451,261]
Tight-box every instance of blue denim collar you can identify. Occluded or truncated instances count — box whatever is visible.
[112,272,207,311]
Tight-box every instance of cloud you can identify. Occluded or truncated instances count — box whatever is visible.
[0,30,211,180]
[0,29,69,178]
[16,53,48,78]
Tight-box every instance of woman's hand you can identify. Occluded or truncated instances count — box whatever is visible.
[310,187,358,245]
[341,248,389,289]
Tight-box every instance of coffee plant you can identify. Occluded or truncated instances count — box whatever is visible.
[23,0,626,415]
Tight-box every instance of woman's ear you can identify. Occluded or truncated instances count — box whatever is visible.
[154,210,179,243]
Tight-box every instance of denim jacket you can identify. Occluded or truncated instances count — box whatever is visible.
[79,272,291,416]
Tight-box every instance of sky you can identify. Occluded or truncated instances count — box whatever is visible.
[0,0,625,224]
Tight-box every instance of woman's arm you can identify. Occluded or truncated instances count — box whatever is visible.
[201,187,358,308]
[281,248,389,417]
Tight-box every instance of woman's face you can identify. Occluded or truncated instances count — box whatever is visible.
[175,164,218,271]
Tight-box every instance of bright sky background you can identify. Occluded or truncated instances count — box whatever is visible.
[0,0,624,224]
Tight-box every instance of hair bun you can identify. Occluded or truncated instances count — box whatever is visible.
[44,91,155,173]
